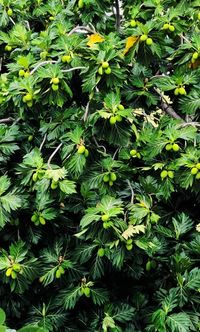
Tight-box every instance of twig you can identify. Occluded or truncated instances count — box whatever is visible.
[9,17,15,25]
[39,133,47,151]
[177,122,200,128]
[83,101,90,122]
[30,61,57,75]
[61,66,87,73]
[68,25,96,36]
[112,147,120,160]
[47,143,63,169]
[127,180,134,204]
[154,88,183,121]
[0,117,14,124]
[93,137,107,154]
[115,0,120,31]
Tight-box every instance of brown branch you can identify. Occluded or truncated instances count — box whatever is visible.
[115,0,120,31]
[154,88,184,121]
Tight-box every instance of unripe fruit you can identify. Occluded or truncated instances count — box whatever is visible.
[191,167,198,175]
[6,268,12,277]
[109,116,116,125]
[198,12,200,20]
[103,222,109,229]
[98,66,103,75]
[40,51,48,59]
[78,145,86,154]
[178,87,186,95]
[39,216,46,225]
[78,0,84,8]
[109,181,113,186]
[11,271,17,279]
[52,77,59,85]
[97,248,105,257]
[118,104,124,111]
[56,270,61,278]
[126,244,133,251]
[196,173,200,180]
[140,34,148,41]
[130,149,137,156]
[161,170,168,179]
[5,45,12,51]
[174,88,179,95]
[130,19,137,27]
[146,261,151,271]
[127,239,133,245]
[24,71,30,78]
[168,171,174,179]
[151,260,157,269]
[162,23,169,29]
[196,163,200,169]
[7,8,13,16]
[31,214,38,222]
[52,84,59,91]
[115,115,122,122]
[19,69,25,77]
[49,16,54,21]
[13,263,21,272]
[103,174,110,182]
[59,266,65,274]
[172,143,180,152]
[23,93,33,102]
[146,38,153,46]
[192,52,199,60]
[165,144,172,151]
[84,287,90,297]
[27,101,33,107]
[84,149,89,157]
[62,55,71,63]
[105,67,111,74]
[51,182,58,190]
[32,173,38,182]
[168,25,175,32]
[101,214,109,222]
[28,135,33,142]
[110,172,117,182]
[102,61,109,69]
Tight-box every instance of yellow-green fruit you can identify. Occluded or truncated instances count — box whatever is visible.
[198,12,200,20]
[28,135,33,142]
[146,38,153,46]
[116,115,122,122]
[127,239,133,245]
[52,77,59,85]
[196,173,200,180]
[105,67,111,75]
[110,172,117,182]
[62,55,71,63]
[49,16,55,21]
[102,61,109,69]
[103,222,109,229]
[84,149,89,157]
[39,216,46,225]
[165,144,172,151]
[103,174,110,182]
[97,248,105,257]
[40,51,48,59]
[78,145,86,154]
[178,87,186,95]
[109,181,113,186]
[168,171,174,179]
[7,8,13,16]
[101,214,109,222]
[23,93,33,102]
[13,263,21,272]
[98,66,103,75]
[56,269,61,279]
[51,182,58,190]
[118,104,124,111]
[19,69,25,77]
[162,23,169,30]
[6,268,12,277]
[174,88,179,95]
[161,170,168,179]
[5,45,12,51]
[31,214,38,222]
[59,266,65,274]
[78,0,84,8]
[196,163,200,170]
[24,71,30,78]
[126,244,133,251]
[130,149,137,156]
[146,261,151,271]
[140,34,148,41]
[11,271,17,279]
[172,143,180,152]
[192,52,199,60]
[169,24,175,32]
[130,19,137,27]
[27,101,33,107]
[191,167,198,175]
[52,84,59,91]
[84,287,90,297]
[110,116,117,125]
[32,173,38,182]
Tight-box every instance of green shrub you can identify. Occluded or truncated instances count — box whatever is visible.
[0,0,200,331]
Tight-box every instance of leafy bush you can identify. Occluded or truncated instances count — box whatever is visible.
[0,0,200,331]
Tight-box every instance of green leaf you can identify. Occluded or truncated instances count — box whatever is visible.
[166,313,191,332]
[0,308,6,325]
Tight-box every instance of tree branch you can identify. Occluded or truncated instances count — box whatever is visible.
[154,88,184,121]
[0,117,15,124]
[68,25,96,36]
[30,61,57,75]
[47,143,63,169]
[39,133,47,152]
[61,67,87,73]
[115,0,120,31]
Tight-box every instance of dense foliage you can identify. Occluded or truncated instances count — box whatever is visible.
[0,0,200,331]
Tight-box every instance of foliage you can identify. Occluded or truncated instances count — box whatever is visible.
[0,0,200,331]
